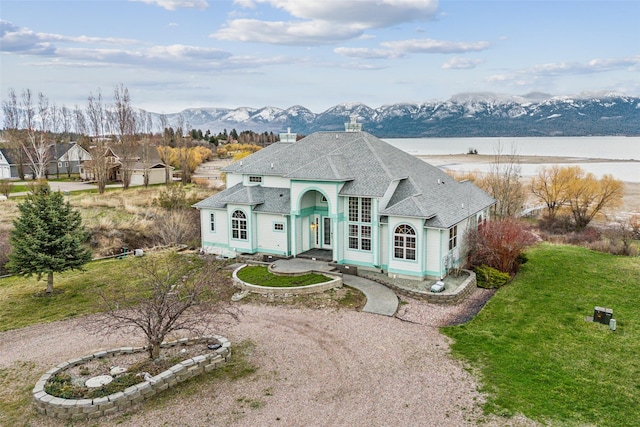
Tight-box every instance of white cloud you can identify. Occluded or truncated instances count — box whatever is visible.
[129,0,209,11]
[489,56,640,84]
[442,57,483,70]
[333,47,399,59]
[246,0,438,27]
[381,38,490,54]
[214,0,438,45]
[0,20,137,55]
[215,19,364,45]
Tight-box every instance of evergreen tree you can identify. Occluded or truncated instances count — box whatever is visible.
[8,183,92,294]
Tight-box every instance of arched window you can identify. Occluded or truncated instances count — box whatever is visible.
[394,224,416,260]
[231,210,247,240]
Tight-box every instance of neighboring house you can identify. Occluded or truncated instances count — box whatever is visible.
[80,144,173,185]
[0,147,29,179]
[48,142,92,177]
[194,123,495,280]
[0,148,11,179]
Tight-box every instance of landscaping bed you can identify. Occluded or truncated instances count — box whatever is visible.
[34,336,231,420]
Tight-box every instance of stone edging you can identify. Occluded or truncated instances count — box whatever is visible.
[32,336,231,421]
[363,270,477,305]
[232,264,342,295]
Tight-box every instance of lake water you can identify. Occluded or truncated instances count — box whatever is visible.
[384,136,640,182]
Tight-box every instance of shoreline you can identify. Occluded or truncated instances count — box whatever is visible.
[417,153,640,165]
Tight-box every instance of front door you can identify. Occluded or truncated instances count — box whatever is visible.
[321,217,332,249]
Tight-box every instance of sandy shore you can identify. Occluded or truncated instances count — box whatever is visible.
[418,154,640,217]
[418,153,639,165]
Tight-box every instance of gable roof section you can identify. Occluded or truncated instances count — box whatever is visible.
[193,183,290,214]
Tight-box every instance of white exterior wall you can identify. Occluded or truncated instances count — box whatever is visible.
[379,223,389,268]
[425,228,444,277]
[0,151,11,179]
[387,216,424,278]
[129,168,168,186]
[255,214,289,255]
[226,173,242,188]
[200,209,231,256]
[263,175,290,188]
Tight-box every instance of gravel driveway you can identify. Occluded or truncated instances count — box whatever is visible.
[0,290,538,427]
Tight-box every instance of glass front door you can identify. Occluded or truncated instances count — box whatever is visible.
[322,217,332,249]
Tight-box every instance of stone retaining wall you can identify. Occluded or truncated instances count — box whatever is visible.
[365,270,477,304]
[33,336,231,421]
[232,264,342,295]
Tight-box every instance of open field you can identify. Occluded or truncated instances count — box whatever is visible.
[443,244,640,426]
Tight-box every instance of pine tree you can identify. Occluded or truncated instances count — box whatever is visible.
[7,183,92,294]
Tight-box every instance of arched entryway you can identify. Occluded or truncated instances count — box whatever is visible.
[293,188,335,260]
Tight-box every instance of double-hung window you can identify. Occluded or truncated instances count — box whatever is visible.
[449,225,458,250]
[347,197,372,251]
[209,213,215,232]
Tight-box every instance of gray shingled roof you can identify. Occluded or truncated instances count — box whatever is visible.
[209,131,495,228]
[193,183,290,214]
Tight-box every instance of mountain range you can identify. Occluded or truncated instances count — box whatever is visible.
[156,93,640,138]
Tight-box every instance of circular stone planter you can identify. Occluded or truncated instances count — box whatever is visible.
[232,264,342,296]
[32,336,231,421]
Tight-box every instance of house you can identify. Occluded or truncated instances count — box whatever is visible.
[193,123,495,280]
[0,147,28,179]
[80,144,173,185]
[48,142,92,177]
[0,148,10,179]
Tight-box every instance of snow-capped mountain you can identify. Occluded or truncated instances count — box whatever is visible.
[152,93,640,137]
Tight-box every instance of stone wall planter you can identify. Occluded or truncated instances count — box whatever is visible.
[232,264,342,296]
[365,270,477,305]
[33,336,231,420]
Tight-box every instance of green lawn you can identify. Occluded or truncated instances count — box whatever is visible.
[236,265,331,287]
[0,257,144,332]
[442,244,640,426]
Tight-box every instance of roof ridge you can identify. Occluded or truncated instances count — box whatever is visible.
[362,135,396,180]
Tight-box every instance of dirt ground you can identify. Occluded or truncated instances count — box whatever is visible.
[0,296,540,427]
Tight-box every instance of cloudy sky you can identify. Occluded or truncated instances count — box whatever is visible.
[1,0,639,114]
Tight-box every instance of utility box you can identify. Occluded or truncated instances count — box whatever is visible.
[430,281,445,293]
[593,306,613,325]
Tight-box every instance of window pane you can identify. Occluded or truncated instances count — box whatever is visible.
[349,237,359,249]
[361,198,372,223]
[362,238,371,251]
[349,197,359,222]
[406,249,416,260]
[361,225,371,238]
[394,247,404,258]
[349,224,359,237]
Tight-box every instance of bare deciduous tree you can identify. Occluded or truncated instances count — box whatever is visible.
[479,143,526,218]
[113,84,137,189]
[159,114,172,185]
[85,91,110,193]
[95,252,239,360]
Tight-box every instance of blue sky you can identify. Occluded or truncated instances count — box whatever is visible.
[1,0,639,114]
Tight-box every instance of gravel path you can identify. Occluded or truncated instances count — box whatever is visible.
[1,291,539,427]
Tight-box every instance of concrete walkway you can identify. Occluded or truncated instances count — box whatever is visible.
[270,258,399,317]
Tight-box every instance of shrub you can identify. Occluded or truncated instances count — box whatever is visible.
[475,265,511,289]
[466,217,538,274]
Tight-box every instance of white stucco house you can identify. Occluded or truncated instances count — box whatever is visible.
[194,123,495,280]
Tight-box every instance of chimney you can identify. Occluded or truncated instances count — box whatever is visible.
[279,127,297,142]
[344,115,362,132]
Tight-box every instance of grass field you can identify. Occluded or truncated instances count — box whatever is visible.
[442,244,640,426]
[0,257,145,332]
[236,265,331,287]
